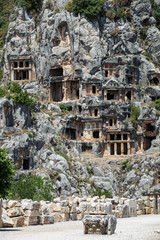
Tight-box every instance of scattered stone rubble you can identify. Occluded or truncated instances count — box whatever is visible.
[0,195,158,228]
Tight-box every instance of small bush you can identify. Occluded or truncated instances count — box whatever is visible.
[155,98,160,110]
[16,0,43,13]
[8,82,22,93]
[121,159,129,170]
[8,175,55,201]
[92,187,113,198]
[0,87,6,98]
[66,0,106,21]
[59,103,72,112]
[12,90,35,107]
[106,9,116,20]
[65,1,73,12]
[139,29,147,40]
[0,69,3,81]
[45,0,54,11]
[87,166,94,175]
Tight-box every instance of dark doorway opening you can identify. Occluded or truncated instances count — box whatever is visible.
[107,93,114,100]
[23,159,30,170]
[92,85,96,94]
[50,68,63,76]
[123,134,128,140]
[117,134,121,140]
[126,91,131,100]
[110,134,115,140]
[124,143,128,155]
[50,82,63,102]
[93,131,99,138]
[110,143,114,155]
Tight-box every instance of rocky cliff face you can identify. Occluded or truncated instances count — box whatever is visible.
[1,0,160,199]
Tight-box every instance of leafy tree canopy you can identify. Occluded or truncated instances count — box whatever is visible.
[8,175,55,202]
[0,148,15,198]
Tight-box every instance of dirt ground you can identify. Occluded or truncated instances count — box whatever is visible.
[1,215,160,240]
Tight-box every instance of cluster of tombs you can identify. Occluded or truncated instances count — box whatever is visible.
[5,53,160,157]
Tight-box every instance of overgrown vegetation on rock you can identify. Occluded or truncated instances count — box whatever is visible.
[65,0,106,21]
[0,0,15,48]
[16,0,43,14]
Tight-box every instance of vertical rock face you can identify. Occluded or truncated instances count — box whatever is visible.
[0,199,2,228]
[2,0,160,199]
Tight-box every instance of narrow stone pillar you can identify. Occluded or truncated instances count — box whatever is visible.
[121,142,124,155]
[11,70,14,81]
[127,142,130,155]
[115,143,117,155]
[29,69,32,81]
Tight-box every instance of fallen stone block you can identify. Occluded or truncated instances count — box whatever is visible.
[82,215,117,235]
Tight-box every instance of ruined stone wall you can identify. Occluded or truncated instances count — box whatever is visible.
[1,195,158,228]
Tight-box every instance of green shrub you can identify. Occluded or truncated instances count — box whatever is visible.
[87,166,94,175]
[8,82,22,93]
[127,105,140,128]
[0,0,15,48]
[8,175,55,201]
[0,148,16,198]
[12,90,35,107]
[92,187,113,198]
[65,1,73,12]
[16,0,43,13]
[0,87,6,98]
[155,98,160,110]
[0,69,3,81]
[106,9,116,20]
[139,29,147,40]
[66,0,106,21]
[59,103,72,112]
[121,159,129,170]
[45,0,54,11]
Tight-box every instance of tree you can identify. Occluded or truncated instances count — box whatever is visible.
[0,148,15,198]
[8,175,55,202]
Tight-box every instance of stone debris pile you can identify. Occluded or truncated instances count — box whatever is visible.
[0,195,158,228]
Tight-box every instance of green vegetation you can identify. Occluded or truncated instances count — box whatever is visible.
[87,166,94,175]
[7,81,22,93]
[0,69,3,82]
[121,159,129,170]
[150,0,160,29]
[139,29,147,40]
[0,148,16,198]
[0,0,15,48]
[92,187,113,198]
[8,175,55,201]
[65,0,106,21]
[0,86,7,98]
[59,103,72,112]
[155,98,160,111]
[16,0,43,14]
[11,90,35,107]
[127,105,140,128]
[45,0,54,11]
[0,82,35,108]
